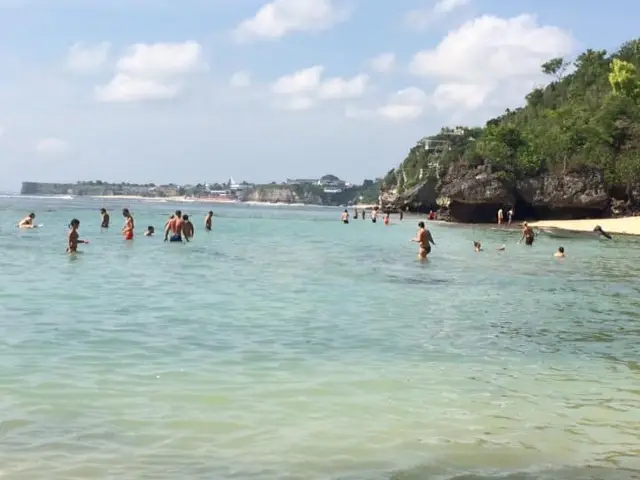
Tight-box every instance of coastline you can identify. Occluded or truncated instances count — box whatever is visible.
[529,216,640,236]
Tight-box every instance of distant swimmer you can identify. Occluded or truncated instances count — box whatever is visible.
[412,221,435,261]
[205,211,213,231]
[182,215,194,239]
[383,212,390,225]
[497,208,504,225]
[518,222,535,246]
[17,213,36,228]
[353,208,358,219]
[428,210,436,220]
[594,225,612,239]
[165,210,185,242]
[399,210,404,221]
[473,241,482,252]
[361,210,366,220]
[66,219,89,254]
[341,209,349,224]
[554,246,565,257]
[121,208,134,240]
[371,209,377,223]
[100,208,110,228]
[144,226,155,237]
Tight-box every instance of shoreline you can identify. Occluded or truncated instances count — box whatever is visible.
[528,217,640,236]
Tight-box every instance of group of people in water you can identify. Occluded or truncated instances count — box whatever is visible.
[17,208,216,254]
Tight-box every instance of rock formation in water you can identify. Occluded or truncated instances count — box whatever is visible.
[379,39,640,222]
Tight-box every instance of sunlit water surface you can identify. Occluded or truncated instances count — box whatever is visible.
[0,196,639,479]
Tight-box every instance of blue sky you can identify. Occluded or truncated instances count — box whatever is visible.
[0,0,638,191]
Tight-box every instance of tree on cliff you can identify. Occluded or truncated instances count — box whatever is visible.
[385,38,640,201]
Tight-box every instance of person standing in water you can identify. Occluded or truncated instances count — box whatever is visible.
[518,222,535,246]
[361,209,366,220]
[67,219,89,254]
[383,212,390,225]
[100,208,110,228]
[165,210,185,242]
[353,208,358,220]
[17,213,36,228]
[205,211,213,231]
[341,209,349,224]
[182,215,194,240]
[121,208,134,240]
[371,209,378,223]
[412,221,435,261]
[399,209,404,221]
[507,207,514,226]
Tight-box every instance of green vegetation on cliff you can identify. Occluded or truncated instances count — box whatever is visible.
[385,39,640,197]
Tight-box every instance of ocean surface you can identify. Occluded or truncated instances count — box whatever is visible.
[0,195,639,480]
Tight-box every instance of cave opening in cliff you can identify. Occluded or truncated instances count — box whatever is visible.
[513,195,536,222]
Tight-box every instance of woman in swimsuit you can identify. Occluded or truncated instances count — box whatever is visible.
[121,208,134,240]
[341,209,349,224]
[412,221,435,261]
[67,219,89,253]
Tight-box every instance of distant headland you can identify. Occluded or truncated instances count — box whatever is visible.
[20,175,382,207]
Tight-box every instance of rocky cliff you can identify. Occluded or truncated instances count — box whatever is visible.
[241,186,323,204]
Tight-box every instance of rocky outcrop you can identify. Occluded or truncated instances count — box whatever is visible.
[515,168,609,219]
[242,186,323,204]
[380,164,613,222]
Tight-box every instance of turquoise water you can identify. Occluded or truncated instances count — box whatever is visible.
[0,196,639,479]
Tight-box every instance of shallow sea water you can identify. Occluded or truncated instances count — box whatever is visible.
[0,196,639,479]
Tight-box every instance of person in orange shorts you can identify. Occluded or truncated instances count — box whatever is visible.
[121,208,134,240]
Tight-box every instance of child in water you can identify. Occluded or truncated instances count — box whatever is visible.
[144,226,155,236]
[554,246,565,257]
[67,219,89,253]
[473,241,482,252]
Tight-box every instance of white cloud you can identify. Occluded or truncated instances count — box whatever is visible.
[410,14,575,111]
[66,42,110,73]
[95,41,203,103]
[0,124,4,139]
[116,41,201,76]
[271,66,368,109]
[369,52,395,73]
[233,0,347,42]
[377,87,428,121]
[35,137,69,154]
[229,71,251,88]
[272,65,324,95]
[318,74,368,99]
[404,0,470,31]
[95,74,180,102]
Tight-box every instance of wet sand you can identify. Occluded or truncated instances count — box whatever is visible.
[530,217,640,236]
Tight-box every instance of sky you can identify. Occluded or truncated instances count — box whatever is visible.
[0,0,639,191]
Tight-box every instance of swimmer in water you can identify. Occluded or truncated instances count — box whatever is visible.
[473,241,482,252]
[165,211,185,242]
[144,226,155,236]
[182,215,194,240]
[518,222,535,246]
[383,212,390,225]
[66,219,89,254]
[554,246,565,257]
[100,208,110,228]
[353,208,358,219]
[17,213,36,228]
[371,209,377,223]
[341,209,349,224]
[121,208,134,240]
[412,221,435,261]
[594,225,612,239]
[205,211,213,231]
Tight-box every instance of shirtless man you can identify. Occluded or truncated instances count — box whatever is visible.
[17,213,36,228]
[164,210,185,242]
[182,215,194,240]
[121,208,134,240]
[518,222,535,246]
[497,208,504,225]
[205,211,213,231]
[412,221,435,261]
[67,219,89,254]
[100,208,110,228]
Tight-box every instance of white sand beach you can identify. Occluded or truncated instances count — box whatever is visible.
[529,216,640,235]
